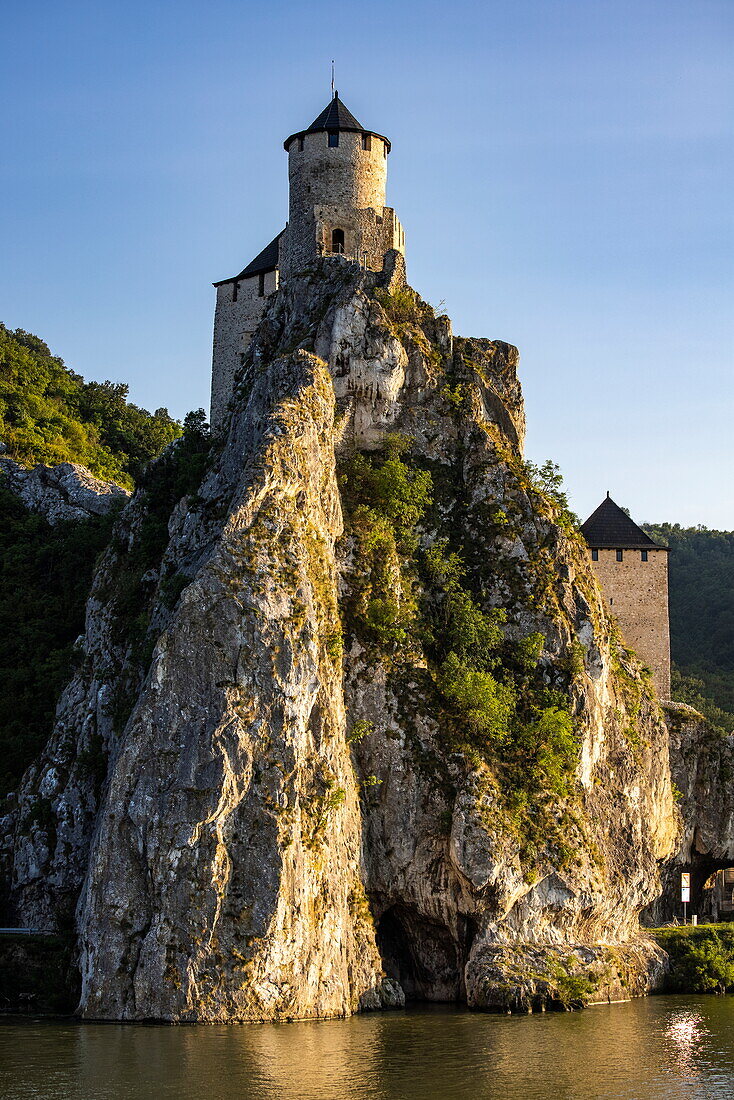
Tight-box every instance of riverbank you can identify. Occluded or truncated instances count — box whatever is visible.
[650,924,734,995]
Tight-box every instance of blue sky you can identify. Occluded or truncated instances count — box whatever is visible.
[2,0,732,526]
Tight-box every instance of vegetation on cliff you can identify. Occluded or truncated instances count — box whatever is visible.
[0,324,211,799]
[0,488,117,797]
[0,412,212,801]
[97,413,212,735]
[0,324,181,488]
[643,524,734,730]
[338,434,579,857]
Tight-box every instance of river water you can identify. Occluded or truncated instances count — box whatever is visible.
[2,996,734,1100]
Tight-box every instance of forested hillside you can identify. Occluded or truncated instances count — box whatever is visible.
[0,488,117,795]
[0,324,180,488]
[0,324,200,797]
[644,524,734,730]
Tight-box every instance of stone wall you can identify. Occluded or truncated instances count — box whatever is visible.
[313,204,404,271]
[210,267,279,429]
[211,118,406,428]
[283,129,391,278]
[589,547,671,697]
[0,933,79,1014]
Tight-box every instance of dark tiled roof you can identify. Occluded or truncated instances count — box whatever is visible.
[213,230,284,287]
[284,92,391,152]
[581,494,665,549]
[306,93,363,133]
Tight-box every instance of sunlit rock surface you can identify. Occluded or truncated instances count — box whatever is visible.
[7,257,681,1018]
[0,458,129,525]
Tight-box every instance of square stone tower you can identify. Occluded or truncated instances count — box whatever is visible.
[210,92,405,430]
[581,494,671,698]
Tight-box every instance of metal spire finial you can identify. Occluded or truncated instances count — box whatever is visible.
[331,60,335,98]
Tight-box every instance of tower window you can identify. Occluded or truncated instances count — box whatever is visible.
[591,549,598,562]
[616,549,623,562]
[361,133,371,151]
[331,228,345,254]
[328,132,339,148]
[641,550,648,561]
[297,136,304,151]
[258,272,265,297]
[232,281,238,303]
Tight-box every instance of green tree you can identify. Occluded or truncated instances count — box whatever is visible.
[0,324,182,488]
[0,488,117,797]
[643,523,734,724]
[0,324,208,798]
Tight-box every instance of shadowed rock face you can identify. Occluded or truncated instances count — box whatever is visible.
[644,703,734,925]
[7,258,680,1018]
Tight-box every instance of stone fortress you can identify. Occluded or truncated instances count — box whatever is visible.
[210,91,671,701]
[210,92,405,428]
[581,494,670,698]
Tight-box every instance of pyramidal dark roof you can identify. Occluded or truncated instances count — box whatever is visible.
[581,494,665,549]
[307,93,363,134]
[284,92,391,151]
[212,229,284,287]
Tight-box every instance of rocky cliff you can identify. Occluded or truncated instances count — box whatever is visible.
[6,256,680,1019]
[644,703,734,924]
[0,458,129,525]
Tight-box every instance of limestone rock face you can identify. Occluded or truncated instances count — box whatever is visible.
[77,349,396,1021]
[0,458,129,525]
[7,258,680,1017]
[666,704,734,863]
[8,483,154,932]
[644,703,734,924]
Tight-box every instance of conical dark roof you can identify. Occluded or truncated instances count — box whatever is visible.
[307,93,363,133]
[581,494,664,549]
[284,93,391,151]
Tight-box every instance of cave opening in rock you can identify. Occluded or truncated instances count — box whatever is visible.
[653,855,734,924]
[376,904,476,1002]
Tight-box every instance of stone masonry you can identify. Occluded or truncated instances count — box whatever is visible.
[588,548,670,697]
[210,267,279,429]
[210,94,404,430]
[581,495,671,698]
[282,127,404,278]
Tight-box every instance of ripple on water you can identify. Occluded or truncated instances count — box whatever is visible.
[3,996,734,1100]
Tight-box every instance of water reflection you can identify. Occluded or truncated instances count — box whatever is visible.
[663,1008,708,1079]
[3,997,734,1100]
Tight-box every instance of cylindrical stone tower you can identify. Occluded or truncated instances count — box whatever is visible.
[281,93,404,278]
